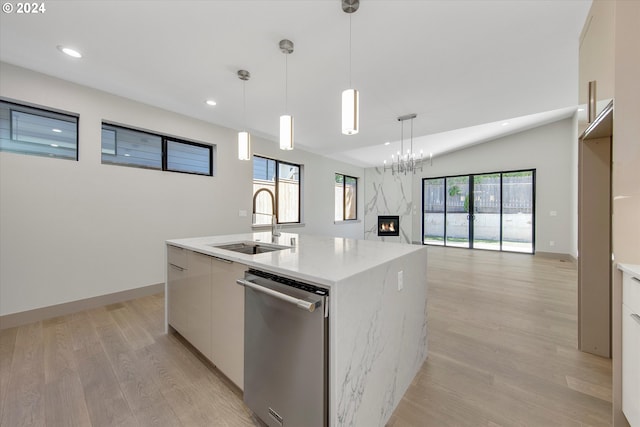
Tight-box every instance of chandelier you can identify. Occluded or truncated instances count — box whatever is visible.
[384,113,430,175]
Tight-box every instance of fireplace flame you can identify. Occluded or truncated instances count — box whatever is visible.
[380,221,396,232]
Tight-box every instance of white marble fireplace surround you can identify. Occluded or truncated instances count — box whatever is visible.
[166,232,428,427]
[364,167,413,243]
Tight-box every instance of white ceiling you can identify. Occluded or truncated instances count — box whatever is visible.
[0,0,591,167]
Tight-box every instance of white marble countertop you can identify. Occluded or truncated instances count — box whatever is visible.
[618,263,640,278]
[167,232,426,287]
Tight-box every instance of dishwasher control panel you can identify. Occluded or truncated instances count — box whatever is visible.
[247,269,329,296]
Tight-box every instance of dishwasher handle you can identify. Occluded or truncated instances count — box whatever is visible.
[236,279,321,313]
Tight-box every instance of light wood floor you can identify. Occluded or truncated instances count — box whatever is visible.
[0,247,611,426]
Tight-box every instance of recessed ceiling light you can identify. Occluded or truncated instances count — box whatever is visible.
[205,100,217,106]
[52,128,62,133]
[50,143,59,147]
[124,153,131,157]
[57,45,82,58]
[384,142,390,146]
[501,122,510,126]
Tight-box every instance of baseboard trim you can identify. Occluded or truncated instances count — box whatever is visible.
[535,251,576,262]
[0,283,164,330]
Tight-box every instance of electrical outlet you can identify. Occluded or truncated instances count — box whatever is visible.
[398,270,403,291]
[550,211,557,217]
[239,210,247,217]
[550,240,555,247]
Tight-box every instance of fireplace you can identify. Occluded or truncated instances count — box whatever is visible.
[378,215,400,237]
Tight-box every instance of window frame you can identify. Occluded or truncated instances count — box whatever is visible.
[101,121,213,176]
[335,173,358,221]
[252,155,301,225]
[0,98,79,161]
[164,137,214,176]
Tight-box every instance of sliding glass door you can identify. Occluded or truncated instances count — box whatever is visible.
[445,176,470,248]
[472,173,501,250]
[502,171,534,253]
[423,178,445,245]
[422,170,535,253]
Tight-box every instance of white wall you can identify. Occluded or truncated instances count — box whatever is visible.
[363,117,579,255]
[0,62,364,316]
[364,118,578,255]
[408,117,578,255]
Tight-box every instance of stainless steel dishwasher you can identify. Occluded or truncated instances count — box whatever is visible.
[236,269,329,427]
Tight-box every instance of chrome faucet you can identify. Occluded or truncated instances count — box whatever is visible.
[272,214,281,237]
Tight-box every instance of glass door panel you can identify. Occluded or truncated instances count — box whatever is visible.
[502,171,534,253]
[445,176,470,248]
[423,178,445,245]
[472,173,501,251]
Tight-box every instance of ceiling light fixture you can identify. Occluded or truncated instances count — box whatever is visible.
[52,128,62,133]
[237,69,251,161]
[341,0,360,136]
[279,39,294,151]
[384,113,428,175]
[205,99,217,106]
[57,45,82,58]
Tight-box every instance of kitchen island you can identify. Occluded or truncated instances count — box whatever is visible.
[165,232,428,427]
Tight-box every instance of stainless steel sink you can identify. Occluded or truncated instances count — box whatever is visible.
[210,241,290,255]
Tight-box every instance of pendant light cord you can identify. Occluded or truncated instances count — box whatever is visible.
[410,117,413,155]
[349,13,352,87]
[400,119,404,155]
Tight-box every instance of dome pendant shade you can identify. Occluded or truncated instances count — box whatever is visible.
[280,115,294,150]
[341,88,359,135]
[238,131,251,160]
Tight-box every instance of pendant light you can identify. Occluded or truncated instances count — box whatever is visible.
[237,69,251,161]
[279,39,294,150]
[341,0,360,135]
[384,113,425,175]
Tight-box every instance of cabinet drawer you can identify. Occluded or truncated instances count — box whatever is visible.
[623,273,640,314]
[167,244,187,269]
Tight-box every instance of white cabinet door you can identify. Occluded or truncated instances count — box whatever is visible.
[578,0,615,121]
[622,271,640,426]
[167,263,187,334]
[167,245,188,334]
[210,258,247,389]
[185,250,213,359]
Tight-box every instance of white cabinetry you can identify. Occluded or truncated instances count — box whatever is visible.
[167,245,247,389]
[210,257,246,389]
[622,271,640,426]
[578,0,614,130]
[167,245,188,335]
[167,246,212,358]
[184,250,213,359]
